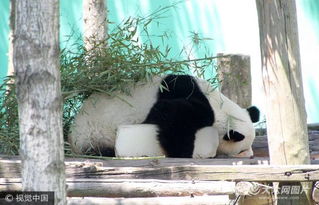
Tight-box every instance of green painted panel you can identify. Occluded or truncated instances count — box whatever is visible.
[300,0,319,33]
[60,0,83,49]
[108,0,223,77]
[0,0,9,80]
[0,0,318,123]
[297,0,319,122]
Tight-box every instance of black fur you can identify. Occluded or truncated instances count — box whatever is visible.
[223,130,245,142]
[158,75,208,102]
[143,75,215,158]
[87,146,115,157]
[97,147,116,157]
[247,106,260,123]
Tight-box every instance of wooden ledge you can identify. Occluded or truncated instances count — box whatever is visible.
[1,156,319,182]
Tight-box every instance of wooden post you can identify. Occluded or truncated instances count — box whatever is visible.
[217,53,251,108]
[256,0,310,165]
[312,181,319,203]
[236,182,274,205]
[83,0,108,50]
[256,0,311,204]
[13,0,66,204]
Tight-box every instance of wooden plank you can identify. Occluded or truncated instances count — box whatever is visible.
[67,179,235,198]
[6,155,319,172]
[0,156,275,178]
[0,178,236,197]
[1,157,319,182]
[67,196,231,205]
[66,164,319,182]
[0,155,272,166]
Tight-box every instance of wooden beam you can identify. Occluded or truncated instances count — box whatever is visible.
[67,196,231,205]
[1,157,319,182]
[0,178,236,197]
[65,165,319,182]
[5,155,319,169]
[67,179,235,197]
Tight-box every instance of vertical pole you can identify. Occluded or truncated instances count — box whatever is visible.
[256,0,311,204]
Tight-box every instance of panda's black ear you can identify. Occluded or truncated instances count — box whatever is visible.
[247,106,260,123]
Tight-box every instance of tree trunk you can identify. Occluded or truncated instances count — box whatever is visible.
[13,1,66,204]
[256,0,311,204]
[83,0,108,50]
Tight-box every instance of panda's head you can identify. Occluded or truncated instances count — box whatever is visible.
[216,105,260,157]
[204,90,260,157]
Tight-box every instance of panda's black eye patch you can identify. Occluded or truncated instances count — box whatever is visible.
[223,130,245,142]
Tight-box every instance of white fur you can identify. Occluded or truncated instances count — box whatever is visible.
[69,75,255,157]
[115,124,163,157]
[192,126,219,159]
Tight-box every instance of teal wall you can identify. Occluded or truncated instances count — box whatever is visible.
[116,0,226,56]
[0,0,9,79]
[0,0,318,123]
[297,0,319,124]
[60,0,83,49]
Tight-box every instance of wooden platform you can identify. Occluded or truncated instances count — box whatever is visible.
[1,156,319,187]
[1,155,319,204]
[1,128,319,204]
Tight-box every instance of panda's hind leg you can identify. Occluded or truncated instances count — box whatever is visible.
[192,126,219,159]
[143,99,197,158]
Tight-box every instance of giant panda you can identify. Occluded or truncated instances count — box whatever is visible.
[68,74,260,158]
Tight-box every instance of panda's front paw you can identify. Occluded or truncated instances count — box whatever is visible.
[232,147,254,158]
[192,126,219,159]
[192,151,216,159]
